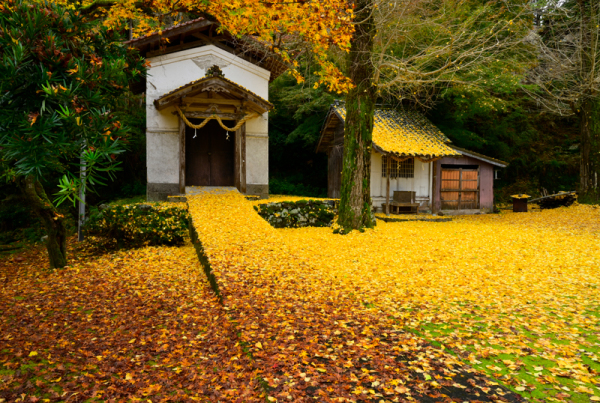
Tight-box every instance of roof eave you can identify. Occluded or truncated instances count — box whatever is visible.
[450,146,508,167]
[315,106,339,153]
[372,142,461,160]
[125,18,214,49]
[153,76,273,114]
[125,19,288,82]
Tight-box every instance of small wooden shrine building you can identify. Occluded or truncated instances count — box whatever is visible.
[127,18,287,200]
[316,104,508,214]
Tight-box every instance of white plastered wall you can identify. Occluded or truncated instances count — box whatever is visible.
[147,131,179,184]
[245,113,269,186]
[370,151,432,210]
[145,45,270,195]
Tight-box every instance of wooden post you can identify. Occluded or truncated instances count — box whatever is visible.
[477,165,481,209]
[432,160,438,214]
[179,117,186,194]
[235,120,241,191]
[458,168,463,210]
[386,155,391,216]
[241,122,247,194]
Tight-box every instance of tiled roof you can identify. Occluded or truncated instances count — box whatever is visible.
[449,146,508,167]
[125,17,207,45]
[332,106,459,158]
[155,74,273,111]
[124,18,288,82]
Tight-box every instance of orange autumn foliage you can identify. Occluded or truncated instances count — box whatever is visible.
[3,192,599,401]
[35,0,355,93]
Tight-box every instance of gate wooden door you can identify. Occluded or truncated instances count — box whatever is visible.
[440,168,479,210]
[185,120,235,186]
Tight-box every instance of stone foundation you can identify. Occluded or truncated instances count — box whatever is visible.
[147,183,179,202]
[246,184,269,199]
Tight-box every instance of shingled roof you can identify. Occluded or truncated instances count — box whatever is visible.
[317,105,460,160]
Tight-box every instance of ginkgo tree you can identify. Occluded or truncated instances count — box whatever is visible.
[337,0,377,231]
[0,0,146,268]
[29,0,530,232]
[49,0,372,230]
[76,0,356,93]
[338,0,531,229]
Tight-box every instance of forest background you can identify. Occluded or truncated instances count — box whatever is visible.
[0,0,589,245]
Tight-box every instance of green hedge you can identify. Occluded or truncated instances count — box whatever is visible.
[85,203,189,248]
[254,200,336,228]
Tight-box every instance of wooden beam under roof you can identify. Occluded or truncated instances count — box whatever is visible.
[182,105,240,114]
[175,111,245,121]
[182,97,243,107]
[182,103,238,110]
[155,77,272,114]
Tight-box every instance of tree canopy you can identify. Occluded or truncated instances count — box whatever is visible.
[0,0,146,267]
[35,0,356,94]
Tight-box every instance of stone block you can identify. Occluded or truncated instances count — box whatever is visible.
[147,183,179,202]
[246,184,269,199]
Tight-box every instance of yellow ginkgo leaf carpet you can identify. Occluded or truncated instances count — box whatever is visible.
[188,191,600,402]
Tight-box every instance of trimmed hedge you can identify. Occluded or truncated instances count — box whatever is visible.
[254,200,336,228]
[85,203,189,248]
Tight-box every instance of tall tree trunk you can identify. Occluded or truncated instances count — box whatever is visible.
[20,176,68,268]
[338,0,376,231]
[579,97,600,200]
[577,0,600,200]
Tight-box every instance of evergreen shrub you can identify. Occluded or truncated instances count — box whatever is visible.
[86,204,189,248]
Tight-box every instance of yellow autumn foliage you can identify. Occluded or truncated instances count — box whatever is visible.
[334,106,459,158]
[188,191,600,400]
[29,0,355,93]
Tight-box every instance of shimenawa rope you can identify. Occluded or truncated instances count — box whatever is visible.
[176,106,258,133]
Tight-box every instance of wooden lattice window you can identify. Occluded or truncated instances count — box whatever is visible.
[398,158,414,178]
[382,156,396,178]
[383,156,414,178]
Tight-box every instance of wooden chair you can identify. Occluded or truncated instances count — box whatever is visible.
[381,191,419,215]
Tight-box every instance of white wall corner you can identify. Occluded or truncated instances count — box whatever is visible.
[146,131,180,184]
[246,136,269,184]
